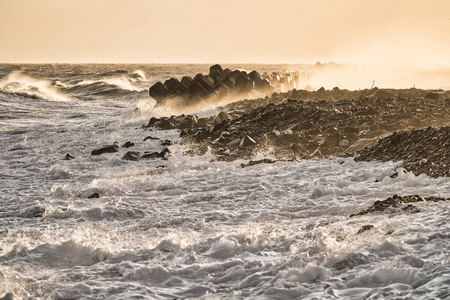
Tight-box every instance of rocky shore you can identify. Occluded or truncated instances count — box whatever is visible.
[143,66,450,178]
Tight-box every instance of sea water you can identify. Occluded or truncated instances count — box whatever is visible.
[1,64,449,299]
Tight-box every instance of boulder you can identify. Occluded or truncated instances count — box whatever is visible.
[181,76,193,86]
[157,119,175,130]
[240,135,256,147]
[173,82,190,96]
[189,81,210,100]
[64,153,75,160]
[177,115,198,129]
[248,70,262,82]
[149,82,171,102]
[91,145,119,155]
[122,151,140,161]
[163,78,180,93]
[234,73,254,93]
[122,141,135,148]
[213,111,232,125]
[193,74,215,92]
[209,64,226,83]
[255,79,272,94]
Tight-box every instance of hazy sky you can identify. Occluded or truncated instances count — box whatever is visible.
[1,0,449,66]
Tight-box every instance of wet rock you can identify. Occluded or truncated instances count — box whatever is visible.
[91,145,119,155]
[356,127,450,177]
[144,136,159,141]
[163,78,180,93]
[122,141,135,148]
[213,111,232,125]
[350,194,448,217]
[177,115,198,129]
[64,153,75,160]
[357,225,374,234]
[240,158,276,168]
[141,147,171,160]
[158,119,175,130]
[88,192,100,199]
[122,151,140,161]
[161,139,173,146]
[19,205,46,218]
[149,82,171,102]
[240,135,256,147]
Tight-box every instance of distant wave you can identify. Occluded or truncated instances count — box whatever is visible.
[0,71,73,102]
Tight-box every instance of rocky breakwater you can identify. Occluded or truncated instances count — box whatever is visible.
[177,96,450,161]
[355,126,450,178]
[149,64,303,107]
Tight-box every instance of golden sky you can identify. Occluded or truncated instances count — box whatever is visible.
[1,0,449,66]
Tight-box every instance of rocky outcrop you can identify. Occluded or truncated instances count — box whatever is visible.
[149,65,308,106]
[350,195,449,217]
[178,96,450,162]
[355,126,450,177]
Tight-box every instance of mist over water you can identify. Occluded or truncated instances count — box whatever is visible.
[1,64,450,299]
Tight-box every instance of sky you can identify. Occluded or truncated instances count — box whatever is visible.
[1,0,449,67]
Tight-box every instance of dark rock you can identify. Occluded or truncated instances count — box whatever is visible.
[161,139,173,146]
[188,81,210,100]
[181,76,193,86]
[149,82,171,102]
[193,74,215,92]
[357,225,374,234]
[350,194,448,217]
[88,192,100,199]
[240,158,276,168]
[19,205,46,218]
[64,153,75,160]
[144,136,159,141]
[122,151,140,161]
[173,82,190,96]
[177,115,198,129]
[163,78,180,93]
[213,112,232,125]
[158,119,175,130]
[240,135,256,147]
[122,141,135,148]
[91,145,119,155]
[141,147,171,160]
[248,70,262,82]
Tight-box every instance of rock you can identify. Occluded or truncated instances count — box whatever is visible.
[193,74,215,92]
[248,70,262,82]
[144,136,159,141]
[177,115,198,129]
[240,135,256,147]
[213,111,232,125]
[122,141,135,148]
[173,82,190,96]
[161,139,173,146]
[234,74,254,93]
[357,225,374,234]
[122,151,140,161]
[149,82,171,102]
[209,64,226,83]
[188,81,210,100]
[141,147,171,160]
[19,205,45,218]
[426,91,447,100]
[64,153,75,160]
[0,293,16,300]
[157,119,175,130]
[339,139,350,149]
[88,192,100,199]
[163,78,180,93]
[181,76,193,86]
[240,158,276,168]
[91,145,119,155]
[350,195,448,217]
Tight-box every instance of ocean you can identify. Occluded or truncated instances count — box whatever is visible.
[0,64,449,299]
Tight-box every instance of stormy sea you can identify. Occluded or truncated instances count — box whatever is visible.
[1,63,449,300]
